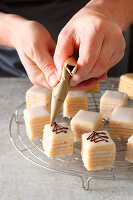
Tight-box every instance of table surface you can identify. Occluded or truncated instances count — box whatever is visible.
[1,77,133,200]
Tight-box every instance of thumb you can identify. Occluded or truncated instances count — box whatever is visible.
[54,30,74,80]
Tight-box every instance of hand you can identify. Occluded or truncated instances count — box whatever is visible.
[12,20,58,88]
[54,3,126,90]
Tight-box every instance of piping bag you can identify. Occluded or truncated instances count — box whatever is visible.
[50,56,78,124]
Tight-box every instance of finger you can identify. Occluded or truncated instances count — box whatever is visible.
[18,50,51,88]
[48,37,56,56]
[88,38,114,78]
[34,49,58,87]
[89,30,126,78]
[70,31,104,86]
[70,73,107,91]
[54,29,74,80]
[109,36,125,67]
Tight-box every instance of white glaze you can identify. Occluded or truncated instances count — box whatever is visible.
[110,107,133,122]
[100,90,128,104]
[24,106,50,120]
[71,110,102,128]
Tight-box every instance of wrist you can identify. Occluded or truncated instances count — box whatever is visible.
[85,0,133,30]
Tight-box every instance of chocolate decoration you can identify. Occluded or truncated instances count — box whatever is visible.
[51,122,68,134]
[87,131,108,143]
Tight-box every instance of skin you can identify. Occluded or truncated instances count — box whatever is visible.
[54,0,133,90]
[0,0,133,89]
[0,14,58,88]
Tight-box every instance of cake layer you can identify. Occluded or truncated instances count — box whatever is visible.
[84,162,114,171]
[85,84,99,92]
[100,105,117,110]
[46,151,73,158]
[82,154,115,162]
[109,122,133,128]
[109,127,133,132]
[63,91,88,117]
[64,105,88,111]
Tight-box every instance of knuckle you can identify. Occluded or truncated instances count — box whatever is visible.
[87,55,96,66]
[92,64,105,77]
[60,28,69,37]
[25,43,37,59]
[95,18,105,33]
[122,37,126,51]
[58,27,71,41]
[113,28,123,44]
[41,63,53,78]
[117,51,125,63]
[27,20,38,28]
[79,72,89,82]
[79,55,94,69]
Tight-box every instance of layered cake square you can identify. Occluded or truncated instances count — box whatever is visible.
[118,73,133,99]
[63,91,88,117]
[109,107,133,140]
[84,83,99,93]
[23,106,50,139]
[43,122,74,158]
[126,135,133,163]
[70,110,103,142]
[81,131,116,170]
[100,90,128,118]
[26,85,52,109]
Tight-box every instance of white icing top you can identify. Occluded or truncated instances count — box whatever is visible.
[24,106,50,119]
[27,85,51,96]
[43,123,73,138]
[110,107,133,122]
[70,110,102,128]
[66,91,87,98]
[82,131,115,146]
[100,90,127,104]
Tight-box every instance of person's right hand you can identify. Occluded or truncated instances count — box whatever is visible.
[12,20,58,88]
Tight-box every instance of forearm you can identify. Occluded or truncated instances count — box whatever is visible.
[86,0,133,30]
[0,12,26,47]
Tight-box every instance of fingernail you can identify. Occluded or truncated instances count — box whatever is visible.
[49,73,57,87]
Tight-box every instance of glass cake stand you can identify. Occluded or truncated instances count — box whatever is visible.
[9,79,133,191]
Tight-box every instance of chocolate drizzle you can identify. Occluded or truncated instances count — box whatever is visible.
[51,122,68,134]
[87,131,108,143]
